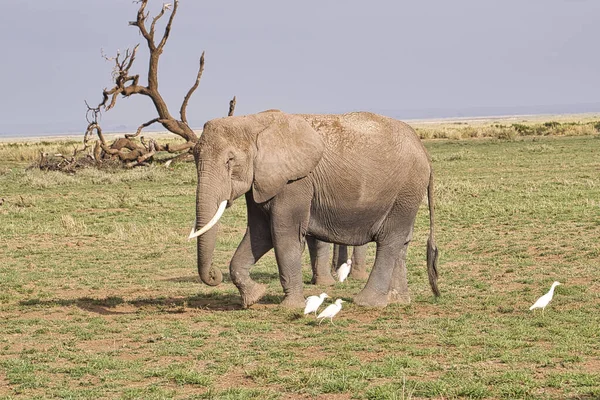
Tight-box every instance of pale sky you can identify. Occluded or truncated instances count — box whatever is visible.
[1,0,599,136]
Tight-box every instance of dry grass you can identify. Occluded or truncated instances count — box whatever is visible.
[412,113,600,140]
[415,121,599,140]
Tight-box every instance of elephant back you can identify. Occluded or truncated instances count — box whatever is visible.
[298,112,426,162]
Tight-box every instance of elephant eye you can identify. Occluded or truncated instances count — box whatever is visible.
[226,156,234,171]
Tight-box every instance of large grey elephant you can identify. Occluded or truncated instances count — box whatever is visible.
[190,110,439,308]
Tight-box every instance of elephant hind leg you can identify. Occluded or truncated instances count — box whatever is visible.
[354,209,417,307]
[349,244,369,280]
[353,241,400,307]
[387,245,411,304]
[387,219,415,304]
[307,236,335,286]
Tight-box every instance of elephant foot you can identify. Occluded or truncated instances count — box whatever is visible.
[280,294,306,309]
[354,289,388,308]
[241,282,267,309]
[387,290,411,304]
[311,275,336,286]
[349,269,369,281]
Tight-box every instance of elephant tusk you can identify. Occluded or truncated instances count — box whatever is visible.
[188,200,227,240]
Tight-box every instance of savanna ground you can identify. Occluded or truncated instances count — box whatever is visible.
[0,117,599,399]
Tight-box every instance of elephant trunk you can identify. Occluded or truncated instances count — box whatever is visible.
[194,168,227,286]
[196,221,223,286]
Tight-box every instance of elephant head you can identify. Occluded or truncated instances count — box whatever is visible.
[190,111,325,286]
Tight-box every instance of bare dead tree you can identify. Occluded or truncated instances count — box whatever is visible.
[69,0,237,169]
[103,1,198,143]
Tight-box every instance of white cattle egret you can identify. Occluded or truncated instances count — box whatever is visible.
[337,259,352,282]
[529,281,561,314]
[304,293,329,316]
[317,299,345,325]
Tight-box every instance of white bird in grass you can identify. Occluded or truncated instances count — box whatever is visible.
[529,281,561,314]
[317,299,345,325]
[337,259,352,282]
[304,293,329,316]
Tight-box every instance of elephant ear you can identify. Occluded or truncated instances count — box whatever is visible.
[252,114,324,203]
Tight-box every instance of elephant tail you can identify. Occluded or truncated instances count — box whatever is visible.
[426,169,440,297]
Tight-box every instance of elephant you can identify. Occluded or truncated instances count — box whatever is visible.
[189,110,439,308]
[307,240,369,285]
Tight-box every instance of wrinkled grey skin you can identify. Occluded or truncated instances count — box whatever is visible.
[193,110,439,308]
[307,240,369,285]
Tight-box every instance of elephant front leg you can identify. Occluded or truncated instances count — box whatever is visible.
[272,232,306,308]
[230,193,273,308]
[307,236,335,286]
[230,229,273,308]
[349,244,369,280]
[270,181,313,309]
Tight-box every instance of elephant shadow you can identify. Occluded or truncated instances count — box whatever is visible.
[163,271,279,284]
[19,270,287,314]
[18,292,262,314]
[163,276,203,283]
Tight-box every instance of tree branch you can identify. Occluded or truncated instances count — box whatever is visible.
[157,0,179,52]
[228,96,237,117]
[130,1,155,51]
[149,6,168,40]
[125,117,166,139]
[123,45,139,72]
[165,141,195,153]
[181,51,205,124]
[99,44,145,111]
[84,101,107,145]
[126,149,156,168]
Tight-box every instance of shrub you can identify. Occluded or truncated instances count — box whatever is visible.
[511,123,534,135]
